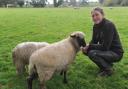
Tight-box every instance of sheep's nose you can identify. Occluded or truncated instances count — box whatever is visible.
[81,39,86,47]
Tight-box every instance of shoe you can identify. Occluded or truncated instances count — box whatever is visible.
[97,68,104,74]
[105,68,114,76]
[97,68,113,77]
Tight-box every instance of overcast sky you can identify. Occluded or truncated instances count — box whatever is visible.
[48,0,98,4]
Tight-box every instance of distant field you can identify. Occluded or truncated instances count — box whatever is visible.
[0,7,128,89]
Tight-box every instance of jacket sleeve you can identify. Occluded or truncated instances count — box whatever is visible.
[90,26,98,44]
[101,23,115,51]
[88,26,102,51]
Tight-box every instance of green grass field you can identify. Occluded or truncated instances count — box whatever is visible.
[0,7,128,89]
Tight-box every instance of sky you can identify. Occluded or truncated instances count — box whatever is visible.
[48,0,98,4]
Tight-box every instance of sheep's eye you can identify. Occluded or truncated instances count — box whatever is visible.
[76,36,79,38]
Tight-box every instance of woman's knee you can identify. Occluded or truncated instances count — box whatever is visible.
[88,50,98,59]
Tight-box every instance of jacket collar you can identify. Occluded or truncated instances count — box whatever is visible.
[94,18,106,27]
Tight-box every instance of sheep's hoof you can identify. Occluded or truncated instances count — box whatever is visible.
[40,83,47,89]
[27,77,33,89]
[40,87,46,89]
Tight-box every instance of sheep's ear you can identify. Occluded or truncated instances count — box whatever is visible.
[70,34,76,38]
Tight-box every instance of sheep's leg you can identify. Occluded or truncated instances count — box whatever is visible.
[27,72,38,89]
[38,70,54,89]
[63,70,68,84]
[60,70,68,84]
[60,70,64,75]
[40,83,46,89]
[21,64,26,73]
[16,63,25,75]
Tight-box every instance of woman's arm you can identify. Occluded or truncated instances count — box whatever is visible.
[82,27,101,55]
[88,26,102,51]
[101,23,115,51]
[90,26,98,44]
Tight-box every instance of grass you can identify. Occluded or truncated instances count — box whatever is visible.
[0,7,128,89]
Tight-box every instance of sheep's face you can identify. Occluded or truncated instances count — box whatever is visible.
[70,31,86,47]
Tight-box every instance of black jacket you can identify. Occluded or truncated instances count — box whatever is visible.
[88,18,124,55]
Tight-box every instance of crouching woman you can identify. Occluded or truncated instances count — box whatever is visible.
[82,7,124,76]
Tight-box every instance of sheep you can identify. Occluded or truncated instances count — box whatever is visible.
[27,31,86,89]
[12,42,49,75]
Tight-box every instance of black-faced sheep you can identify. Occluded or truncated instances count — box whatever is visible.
[27,31,86,89]
[12,42,49,75]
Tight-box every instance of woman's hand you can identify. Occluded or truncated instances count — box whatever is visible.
[81,44,89,55]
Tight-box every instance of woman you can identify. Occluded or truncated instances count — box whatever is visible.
[82,7,124,76]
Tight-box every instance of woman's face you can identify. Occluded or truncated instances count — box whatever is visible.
[91,10,104,24]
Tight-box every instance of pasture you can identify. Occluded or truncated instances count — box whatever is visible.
[0,7,128,89]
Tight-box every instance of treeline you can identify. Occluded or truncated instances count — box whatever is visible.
[0,0,89,7]
[0,0,127,8]
[99,0,128,6]
[0,0,48,7]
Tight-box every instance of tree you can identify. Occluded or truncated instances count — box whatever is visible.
[57,0,64,6]
[53,0,64,7]
[70,0,77,6]
[98,0,104,4]
[103,0,114,6]
[80,0,88,6]
[31,0,47,7]
[0,0,16,7]
[17,0,24,7]
[99,0,128,6]
[121,0,128,6]
[53,0,57,7]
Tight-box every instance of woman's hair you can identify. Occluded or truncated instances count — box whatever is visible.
[91,7,104,15]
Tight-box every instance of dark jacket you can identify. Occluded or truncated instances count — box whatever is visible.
[88,18,124,55]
